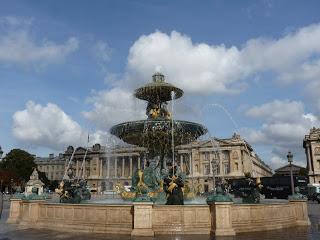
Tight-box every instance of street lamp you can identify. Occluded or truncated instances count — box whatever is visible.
[0,146,3,160]
[287,151,295,195]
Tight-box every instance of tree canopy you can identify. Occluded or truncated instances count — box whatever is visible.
[0,149,36,182]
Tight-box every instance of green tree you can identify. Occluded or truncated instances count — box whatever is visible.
[38,171,50,186]
[0,149,36,182]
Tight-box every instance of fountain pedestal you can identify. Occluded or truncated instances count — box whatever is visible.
[131,202,154,237]
[208,202,235,236]
[289,199,311,226]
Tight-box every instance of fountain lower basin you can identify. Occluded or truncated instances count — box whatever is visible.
[110,119,207,148]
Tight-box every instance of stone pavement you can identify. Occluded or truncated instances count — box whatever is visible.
[0,200,319,240]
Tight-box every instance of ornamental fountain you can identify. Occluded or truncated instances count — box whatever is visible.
[7,72,310,237]
[110,72,207,203]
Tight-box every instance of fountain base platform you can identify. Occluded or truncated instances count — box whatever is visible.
[7,199,310,236]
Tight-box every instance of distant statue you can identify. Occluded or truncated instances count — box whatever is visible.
[146,102,171,120]
[289,186,307,200]
[241,177,263,203]
[55,167,91,203]
[163,164,184,205]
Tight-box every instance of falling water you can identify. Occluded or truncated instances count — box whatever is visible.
[203,103,239,131]
[171,90,175,175]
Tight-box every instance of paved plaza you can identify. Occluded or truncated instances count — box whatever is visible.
[0,199,319,240]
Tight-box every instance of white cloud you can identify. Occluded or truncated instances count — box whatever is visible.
[245,100,305,123]
[127,31,244,94]
[91,40,111,63]
[242,99,319,166]
[84,23,320,135]
[12,101,119,150]
[124,23,320,94]
[0,16,78,67]
[269,156,287,170]
[13,101,86,150]
[82,88,145,130]
[304,80,320,113]
[0,16,33,27]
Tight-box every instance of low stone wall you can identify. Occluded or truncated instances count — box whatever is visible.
[232,203,297,232]
[7,199,310,236]
[209,200,310,236]
[8,200,133,234]
[152,205,211,234]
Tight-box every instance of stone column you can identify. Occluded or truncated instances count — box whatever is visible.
[289,200,311,226]
[76,160,79,177]
[138,156,141,169]
[189,153,192,177]
[220,158,223,176]
[6,199,22,223]
[129,156,133,178]
[99,158,103,177]
[208,202,235,236]
[180,154,183,171]
[306,143,313,174]
[122,157,125,178]
[107,157,110,178]
[131,202,154,237]
[83,159,86,178]
[209,153,212,175]
[114,157,117,178]
[143,156,146,169]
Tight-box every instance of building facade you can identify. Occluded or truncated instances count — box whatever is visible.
[34,153,65,181]
[35,133,272,193]
[303,127,320,184]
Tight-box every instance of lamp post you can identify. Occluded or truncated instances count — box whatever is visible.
[287,151,295,195]
[0,146,3,160]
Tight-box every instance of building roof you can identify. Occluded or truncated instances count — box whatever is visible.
[274,164,306,173]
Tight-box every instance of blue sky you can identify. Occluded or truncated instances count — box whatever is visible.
[1,0,320,169]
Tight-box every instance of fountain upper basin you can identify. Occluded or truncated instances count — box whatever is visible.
[110,119,207,148]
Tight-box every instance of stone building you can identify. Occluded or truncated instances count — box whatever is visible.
[34,153,65,181]
[274,164,306,177]
[34,134,272,193]
[176,133,272,192]
[303,127,320,184]
[60,133,272,193]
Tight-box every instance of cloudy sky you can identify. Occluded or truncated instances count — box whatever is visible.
[1,0,320,169]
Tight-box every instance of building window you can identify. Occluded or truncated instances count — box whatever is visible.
[204,164,210,175]
[223,151,230,160]
[235,162,239,171]
[223,163,230,175]
[195,164,199,173]
[212,160,220,175]
[203,152,210,161]
[212,152,219,159]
